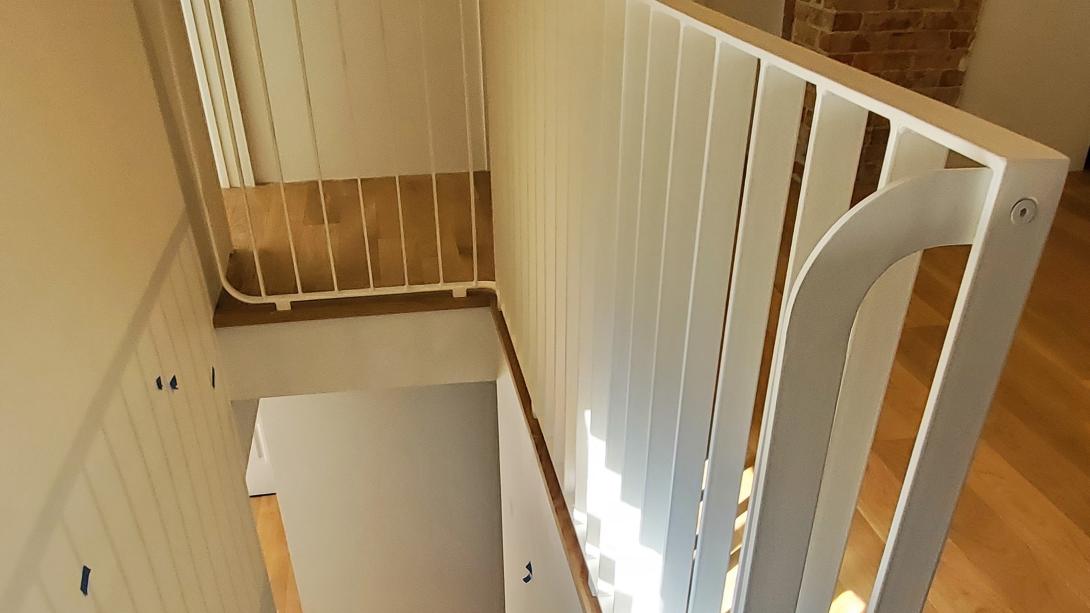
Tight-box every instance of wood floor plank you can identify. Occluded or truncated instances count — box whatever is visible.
[398,174,442,285]
[320,179,372,291]
[474,171,497,281]
[360,176,408,288]
[436,172,475,282]
[250,495,301,613]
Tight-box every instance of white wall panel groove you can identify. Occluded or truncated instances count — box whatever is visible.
[10,227,271,613]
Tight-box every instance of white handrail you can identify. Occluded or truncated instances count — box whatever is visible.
[656,0,1063,167]
[480,1,1068,612]
[735,168,990,611]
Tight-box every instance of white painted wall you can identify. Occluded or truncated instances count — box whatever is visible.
[1,1,268,610]
[257,384,504,613]
[962,0,1090,169]
[698,0,783,34]
[216,307,500,400]
[495,363,583,613]
[219,0,488,183]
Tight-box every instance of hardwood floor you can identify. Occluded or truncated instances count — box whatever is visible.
[222,171,495,297]
[251,495,302,613]
[735,171,1090,612]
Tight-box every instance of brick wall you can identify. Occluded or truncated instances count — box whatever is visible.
[786,0,982,197]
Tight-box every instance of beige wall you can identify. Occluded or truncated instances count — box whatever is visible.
[258,384,504,613]
[0,1,267,610]
[962,0,1090,169]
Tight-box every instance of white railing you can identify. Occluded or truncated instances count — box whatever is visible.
[481,0,1067,612]
[184,0,494,311]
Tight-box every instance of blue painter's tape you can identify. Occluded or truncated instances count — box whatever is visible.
[155,376,163,390]
[522,561,533,583]
[80,565,90,596]
[169,375,178,390]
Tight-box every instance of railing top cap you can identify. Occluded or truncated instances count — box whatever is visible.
[656,0,1067,167]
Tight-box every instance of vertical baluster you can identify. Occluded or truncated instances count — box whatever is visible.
[598,4,652,607]
[637,21,717,605]
[331,0,375,290]
[551,0,566,462]
[197,0,267,297]
[565,0,593,505]
[416,0,445,286]
[375,0,411,287]
[518,0,530,396]
[782,91,868,292]
[573,0,609,549]
[179,0,230,188]
[537,0,550,458]
[731,165,991,613]
[660,41,759,613]
[612,11,682,611]
[288,0,339,292]
[688,62,805,613]
[244,0,303,295]
[457,0,479,285]
[585,0,632,592]
[870,159,1065,612]
[482,0,502,292]
[539,0,556,480]
[562,0,579,497]
[725,87,868,613]
[796,127,946,611]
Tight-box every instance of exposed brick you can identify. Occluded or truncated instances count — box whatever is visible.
[911,48,968,69]
[783,0,798,37]
[831,11,864,31]
[825,0,896,10]
[794,21,824,48]
[921,10,978,30]
[949,31,975,49]
[817,31,870,53]
[861,11,924,31]
[888,30,952,50]
[786,0,983,198]
[896,0,957,8]
[875,68,946,88]
[851,51,915,71]
[915,85,962,104]
[794,2,836,30]
[939,69,965,86]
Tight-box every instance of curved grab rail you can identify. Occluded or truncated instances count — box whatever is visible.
[656,0,1064,168]
[734,167,990,611]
